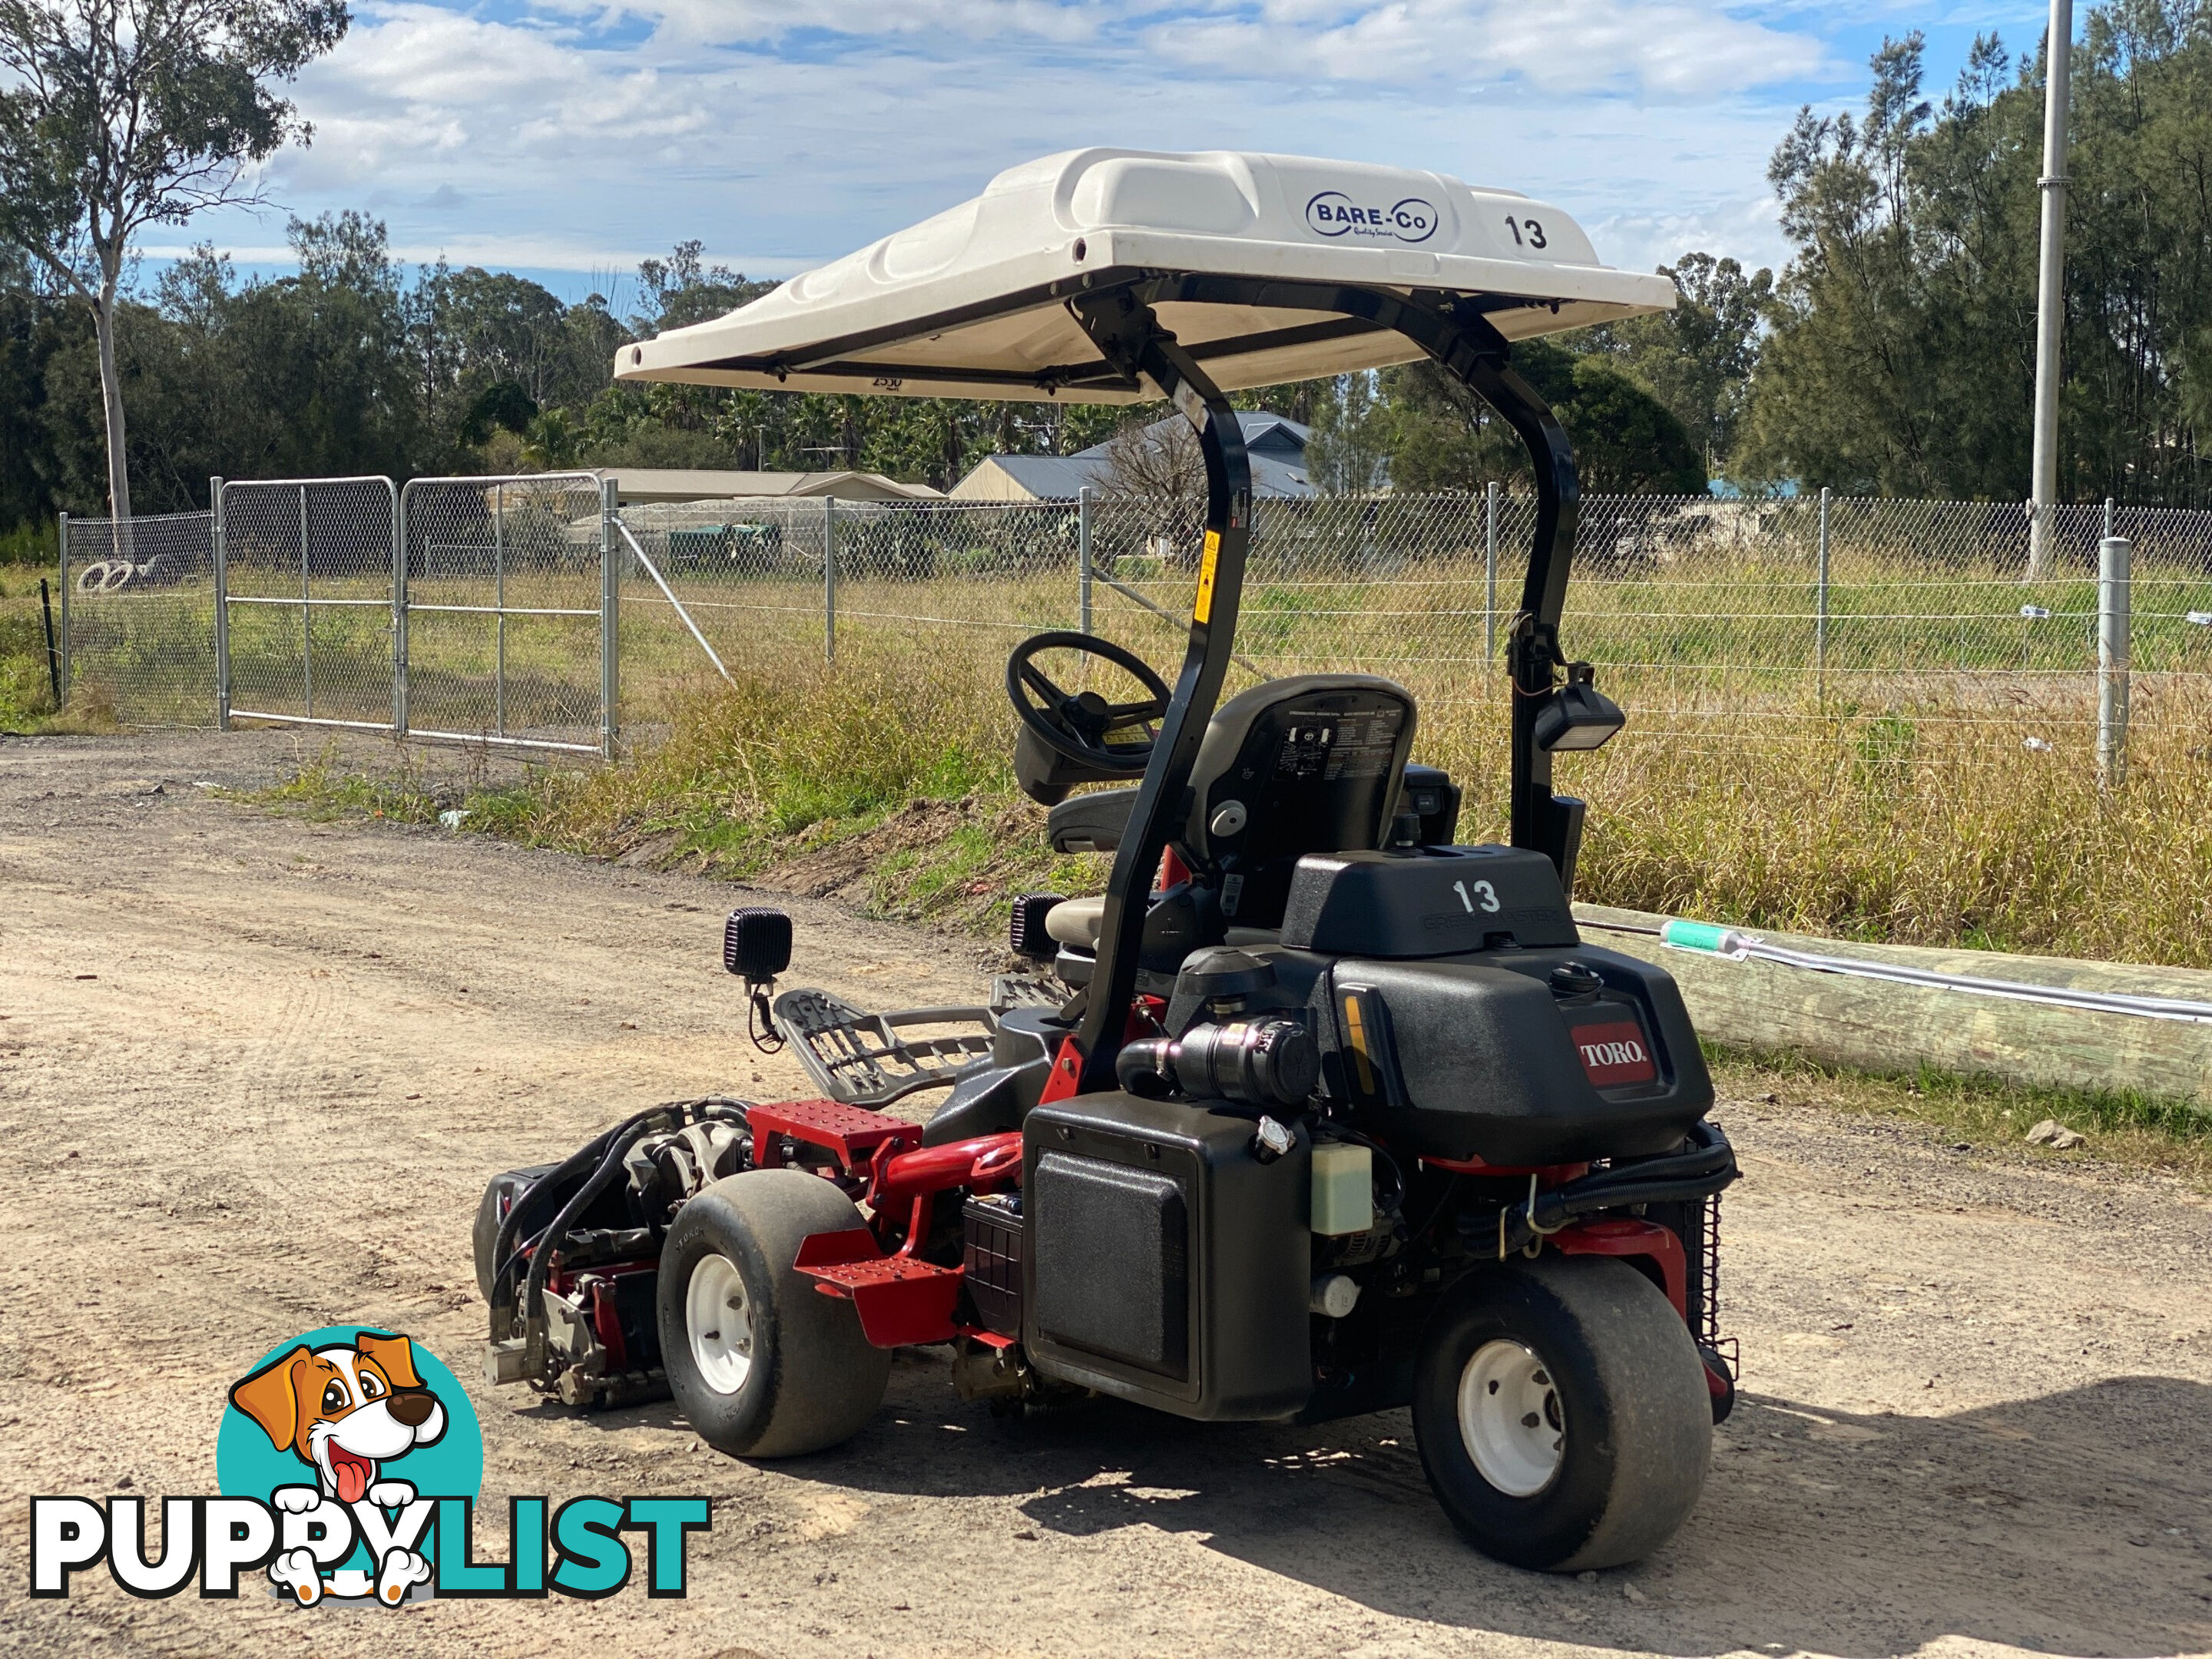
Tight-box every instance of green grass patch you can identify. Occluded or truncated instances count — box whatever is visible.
[1707,1042,2212,1184]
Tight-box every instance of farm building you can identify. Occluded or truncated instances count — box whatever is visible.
[949,410,1316,502]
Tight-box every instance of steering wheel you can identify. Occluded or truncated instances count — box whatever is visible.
[1005,631,1172,775]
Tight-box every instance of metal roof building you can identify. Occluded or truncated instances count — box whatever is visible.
[949,409,1313,502]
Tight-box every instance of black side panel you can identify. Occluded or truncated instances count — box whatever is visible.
[1200,685,1415,930]
[1022,1091,1311,1421]
[1032,1153,1189,1377]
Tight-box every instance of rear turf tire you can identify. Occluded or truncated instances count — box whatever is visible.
[1413,1254,1711,1571]
[657,1169,891,1458]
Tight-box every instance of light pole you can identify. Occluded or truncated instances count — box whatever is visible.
[2028,0,2073,578]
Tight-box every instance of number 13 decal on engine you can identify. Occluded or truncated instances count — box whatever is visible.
[1452,878,1501,914]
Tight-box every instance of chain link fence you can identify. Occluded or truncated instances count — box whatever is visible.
[399,473,608,752]
[219,477,399,733]
[57,480,2212,776]
[58,509,217,727]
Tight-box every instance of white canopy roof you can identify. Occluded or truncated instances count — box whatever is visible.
[616,149,1674,405]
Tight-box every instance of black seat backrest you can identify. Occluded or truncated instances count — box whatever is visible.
[1184,674,1416,930]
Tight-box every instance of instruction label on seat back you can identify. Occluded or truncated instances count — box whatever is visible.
[1271,705,1403,783]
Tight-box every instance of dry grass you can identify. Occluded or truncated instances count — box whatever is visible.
[0,571,119,733]
[244,641,2212,1170]
[250,634,2212,972]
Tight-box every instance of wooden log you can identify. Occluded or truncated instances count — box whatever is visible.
[1574,903,2212,1114]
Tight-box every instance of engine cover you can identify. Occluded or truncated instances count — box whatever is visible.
[1320,945,1714,1164]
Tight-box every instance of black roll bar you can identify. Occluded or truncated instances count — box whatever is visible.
[1060,276,1587,1093]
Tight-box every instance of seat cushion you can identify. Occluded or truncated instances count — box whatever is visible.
[1045,895,1107,948]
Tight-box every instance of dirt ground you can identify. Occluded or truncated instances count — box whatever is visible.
[3,730,2210,1659]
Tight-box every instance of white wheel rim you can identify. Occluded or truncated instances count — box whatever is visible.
[1457,1339,1565,1497]
[686,1253,753,1396]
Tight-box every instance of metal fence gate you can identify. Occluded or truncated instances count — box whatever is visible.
[210,472,614,755]
[217,476,398,733]
[58,508,219,727]
[396,473,611,755]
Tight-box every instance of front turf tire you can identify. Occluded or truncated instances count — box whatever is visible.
[657,1170,891,1458]
[1413,1255,1712,1571]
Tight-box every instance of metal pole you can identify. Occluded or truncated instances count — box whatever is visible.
[1078,485,1094,634]
[2028,0,2074,580]
[210,480,228,730]
[823,495,837,663]
[611,516,733,683]
[1816,486,1832,704]
[392,481,409,737]
[39,578,59,707]
[299,484,313,718]
[600,478,619,760]
[2103,495,2114,542]
[56,511,70,710]
[2098,534,2131,786]
[494,482,507,737]
[1484,480,1499,659]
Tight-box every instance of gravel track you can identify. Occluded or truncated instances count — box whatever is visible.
[2,731,2208,1659]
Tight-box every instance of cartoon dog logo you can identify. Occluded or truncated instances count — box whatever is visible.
[228,1331,447,1605]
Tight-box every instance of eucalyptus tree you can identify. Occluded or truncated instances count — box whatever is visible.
[0,0,346,521]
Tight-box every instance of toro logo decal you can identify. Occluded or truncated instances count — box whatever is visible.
[1305,190,1439,244]
[1572,1021,1657,1088]
[29,1325,708,1607]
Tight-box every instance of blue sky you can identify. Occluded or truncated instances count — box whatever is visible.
[145,1,2075,306]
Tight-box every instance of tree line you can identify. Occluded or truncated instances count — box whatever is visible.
[4,0,2210,539]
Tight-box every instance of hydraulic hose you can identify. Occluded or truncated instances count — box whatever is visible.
[508,1114,664,1353]
[492,1098,749,1343]
[1461,1121,1737,1258]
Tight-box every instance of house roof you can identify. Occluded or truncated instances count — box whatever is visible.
[1070,408,1309,462]
[951,408,1316,501]
[614,148,1673,404]
[588,468,942,504]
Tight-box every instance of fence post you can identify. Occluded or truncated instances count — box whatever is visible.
[493,482,507,737]
[600,478,619,760]
[2098,534,2131,786]
[1078,486,1093,634]
[56,511,70,710]
[823,495,837,663]
[299,483,313,720]
[392,481,409,737]
[1484,480,1499,660]
[1816,486,1832,705]
[210,480,228,730]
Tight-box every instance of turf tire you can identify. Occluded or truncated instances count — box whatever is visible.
[1413,1254,1712,1571]
[657,1169,891,1458]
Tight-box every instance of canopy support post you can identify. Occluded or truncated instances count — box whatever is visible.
[1063,290,1252,1094]
[1104,275,1587,889]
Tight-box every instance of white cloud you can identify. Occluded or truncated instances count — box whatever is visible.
[1586,195,1791,280]
[158,0,1881,300]
[541,0,1109,46]
[1146,0,1825,100]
